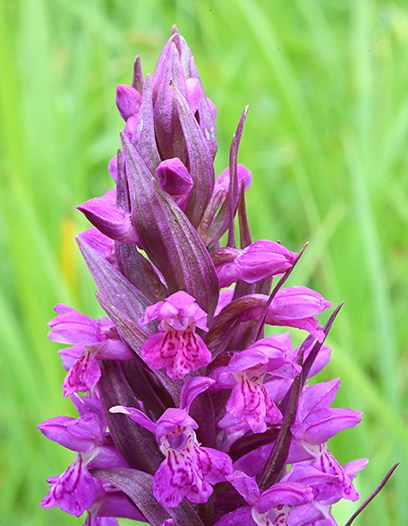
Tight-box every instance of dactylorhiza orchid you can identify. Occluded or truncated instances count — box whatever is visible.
[39,27,368,526]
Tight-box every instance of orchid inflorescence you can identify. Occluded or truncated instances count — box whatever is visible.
[39,27,370,526]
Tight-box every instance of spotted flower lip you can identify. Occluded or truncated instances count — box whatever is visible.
[138,291,212,379]
[40,456,96,517]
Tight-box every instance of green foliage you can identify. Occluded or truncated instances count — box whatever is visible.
[0,0,407,524]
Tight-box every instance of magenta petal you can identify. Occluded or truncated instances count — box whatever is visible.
[299,344,332,377]
[285,463,338,487]
[155,408,198,438]
[158,290,208,330]
[256,481,313,514]
[108,156,118,182]
[200,446,233,484]
[38,413,103,452]
[62,351,102,397]
[185,77,201,113]
[87,445,130,470]
[311,451,361,501]
[95,338,134,361]
[234,240,297,284]
[40,456,96,517]
[48,308,103,346]
[300,408,363,444]
[222,367,281,433]
[227,470,260,505]
[124,116,138,142]
[90,488,145,522]
[215,262,239,288]
[212,507,255,526]
[84,516,119,526]
[214,288,234,315]
[116,84,142,121]
[267,286,332,320]
[152,440,231,507]
[180,376,215,412]
[227,349,269,372]
[288,503,335,526]
[343,457,369,477]
[297,379,340,421]
[59,346,83,370]
[77,192,140,244]
[233,442,275,478]
[214,164,252,196]
[70,393,106,423]
[155,158,193,197]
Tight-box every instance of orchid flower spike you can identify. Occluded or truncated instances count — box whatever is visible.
[39,26,369,526]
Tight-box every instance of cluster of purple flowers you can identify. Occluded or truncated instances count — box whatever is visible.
[39,27,368,526]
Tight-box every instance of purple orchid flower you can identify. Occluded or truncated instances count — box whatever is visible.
[116,84,142,121]
[287,379,366,502]
[48,304,134,396]
[77,189,141,245]
[211,334,300,434]
[228,287,331,342]
[39,394,130,518]
[110,377,232,507]
[213,241,298,288]
[213,470,313,526]
[155,157,193,210]
[139,290,212,379]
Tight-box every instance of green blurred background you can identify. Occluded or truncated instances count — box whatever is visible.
[0,0,407,524]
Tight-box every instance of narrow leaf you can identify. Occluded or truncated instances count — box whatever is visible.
[98,361,163,474]
[93,468,207,526]
[344,462,400,526]
[123,134,219,318]
[77,236,150,323]
[132,56,143,94]
[92,468,169,526]
[133,74,161,174]
[172,80,215,227]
